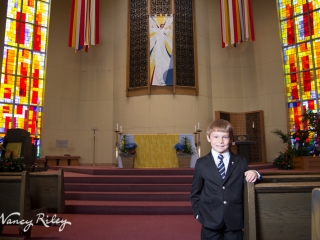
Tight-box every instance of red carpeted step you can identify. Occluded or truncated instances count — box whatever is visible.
[65,191,191,201]
[65,183,192,192]
[64,175,193,184]
[64,200,193,215]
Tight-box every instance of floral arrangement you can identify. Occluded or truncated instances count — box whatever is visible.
[119,135,137,156]
[174,137,195,155]
[272,109,320,169]
[0,155,25,172]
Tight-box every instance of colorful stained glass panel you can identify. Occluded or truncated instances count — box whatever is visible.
[288,102,302,131]
[31,52,45,79]
[295,14,311,42]
[297,41,313,70]
[13,104,29,129]
[281,19,295,46]
[286,73,300,101]
[278,0,293,20]
[34,26,47,52]
[293,0,308,16]
[283,46,297,73]
[36,1,49,27]
[17,49,31,77]
[4,19,19,47]
[15,77,30,104]
[313,39,320,68]
[313,10,320,39]
[18,22,34,49]
[6,0,22,20]
[300,70,316,99]
[22,0,36,24]
[1,47,17,75]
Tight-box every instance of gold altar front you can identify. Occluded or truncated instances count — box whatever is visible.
[133,134,180,168]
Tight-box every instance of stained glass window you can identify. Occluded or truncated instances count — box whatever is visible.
[279,0,320,132]
[0,0,50,157]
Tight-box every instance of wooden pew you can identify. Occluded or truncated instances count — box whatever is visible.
[0,169,65,214]
[0,171,47,237]
[244,181,320,240]
[312,188,320,240]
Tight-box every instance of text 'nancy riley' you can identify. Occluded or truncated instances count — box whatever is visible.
[0,212,72,232]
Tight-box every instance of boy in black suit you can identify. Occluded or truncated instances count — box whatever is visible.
[190,119,260,240]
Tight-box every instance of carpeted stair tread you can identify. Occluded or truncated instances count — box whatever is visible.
[64,176,193,184]
[66,200,191,206]
[65,191,190,194]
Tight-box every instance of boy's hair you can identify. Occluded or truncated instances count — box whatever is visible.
[206,119,234,143]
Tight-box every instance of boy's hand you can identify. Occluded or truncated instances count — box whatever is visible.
[244,170,258,182]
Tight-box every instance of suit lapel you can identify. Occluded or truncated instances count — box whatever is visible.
[224,153,239,181]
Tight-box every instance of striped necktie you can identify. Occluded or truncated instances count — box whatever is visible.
[218,154,225,180]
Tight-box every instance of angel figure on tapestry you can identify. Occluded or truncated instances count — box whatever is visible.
[149,15,173,86]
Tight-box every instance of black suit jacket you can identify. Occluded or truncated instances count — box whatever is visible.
[190,151,249,231]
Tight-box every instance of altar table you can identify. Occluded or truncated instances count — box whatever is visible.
[118,134,198,168]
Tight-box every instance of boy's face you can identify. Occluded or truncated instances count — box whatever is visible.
[207,131,230,153]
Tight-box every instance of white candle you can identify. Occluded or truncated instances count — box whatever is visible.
[36,100,39,135]
[195,125,196,131]
[252,122,255,128]
[120,126,122,132]
[116,123,118,130]
[198,122,200,129]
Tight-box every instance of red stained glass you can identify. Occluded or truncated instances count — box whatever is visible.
[19,77,27,97]
[31,90,38,104]
[34,26,41,51]
[287,19,295,44]
[4,88,11,99]
[308,100,315,110]
[33,69,39,78]
[301,55,310,70]
[17,105,23,114]
[292,86,299,99]
[286,4,293,18]
[33,79,39,88]
[3,106,10,113]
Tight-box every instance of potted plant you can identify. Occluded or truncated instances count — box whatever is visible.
[272,110,320,170]
[174,136,195,168]
[119,135,137,168]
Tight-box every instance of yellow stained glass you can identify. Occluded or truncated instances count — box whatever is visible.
[4,19,18,47]
[313,39,320,68]
[313,0,320,9]
[17,49,31,77]
[36,1,49,27]
[22,0,35,24]
[313,10,320,40]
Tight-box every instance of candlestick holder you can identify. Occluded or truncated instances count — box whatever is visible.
[196,129,202,157]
